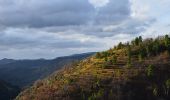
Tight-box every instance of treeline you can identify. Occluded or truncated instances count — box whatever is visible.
[95,34,170,67]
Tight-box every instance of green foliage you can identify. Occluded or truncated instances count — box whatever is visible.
[117,42,123,49]
[138,54,143,62]
[164,35,170,52]
[146,43,154,56]
[134,36,142,46]
[107,55,117,66]
[139,36,143,43]
[166,79,170,89]
[110,55,117,64]
[101,63,107,69]
[17,35,170,100]
[104,57,108,62]
[147,65,154,77]
[96,52,101,58]
[135,37,139,46]
[127,43,132,67]
[153,40,160,55]
[138,45,147,62]
[165,35,170,47]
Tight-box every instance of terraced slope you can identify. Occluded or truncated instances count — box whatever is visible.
[16,36,170,100]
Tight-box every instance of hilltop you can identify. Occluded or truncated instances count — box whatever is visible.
[16,35,170,100]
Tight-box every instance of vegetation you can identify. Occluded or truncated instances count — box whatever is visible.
[147,65,154,77]
[0,80,20,100]
[127,43,132,67]
[0,53,93,88]
[16,35,170,100]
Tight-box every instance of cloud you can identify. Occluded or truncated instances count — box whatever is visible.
[89,0,109,8]
[0,0,162,59]
[0,0,94,27]
[0,0,132,29]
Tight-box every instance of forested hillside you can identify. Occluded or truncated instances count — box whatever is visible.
[0,80,20,100]
[0,53,94,88]
[16,35,170,100]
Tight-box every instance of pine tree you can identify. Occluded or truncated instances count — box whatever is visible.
[153,40,160,55]
[117,42,123,49]
[139,36,143,43]
[135,37,139,46]
[165,35,170,46]
[165,35,170,52]
[138,45,147,62]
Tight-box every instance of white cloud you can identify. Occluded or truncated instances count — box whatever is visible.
[130,0,150,20]
[0,0,168,59]
[88,0,109,8]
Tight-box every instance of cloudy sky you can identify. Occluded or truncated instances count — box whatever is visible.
[0,0,170,59]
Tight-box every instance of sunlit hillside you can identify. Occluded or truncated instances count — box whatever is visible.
[16,35,170,100]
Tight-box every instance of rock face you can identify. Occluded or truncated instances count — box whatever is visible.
[16,36,170,100]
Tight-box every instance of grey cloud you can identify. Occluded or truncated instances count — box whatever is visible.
[0,0,132,29]
[94,0,130,25]
[0,28,103,50]
[0,0,157,59]
[0,0,95,28]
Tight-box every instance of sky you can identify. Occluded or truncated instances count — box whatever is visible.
[0,0,170,59]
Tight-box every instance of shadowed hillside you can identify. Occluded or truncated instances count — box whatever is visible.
[16,35,170,100]
[0,80,20,100]
[0,53,94,88]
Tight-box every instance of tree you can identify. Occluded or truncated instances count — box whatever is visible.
[146,43,154,56]
[127,43,132,67]
[112,55,117,64]
[138,45,147,62]
[139,36,143,43]
[153,40,160,55]
[164,35,170,52]
[96,52,101,58]
[117,42,123,49]
[135,37,139,46]
[101,51,108,58]
[165,35,170,46]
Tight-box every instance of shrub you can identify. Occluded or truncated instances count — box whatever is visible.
[96,52,101,58]
[166,79,170,89]
[146,65,154,77]
[112,55,117,64]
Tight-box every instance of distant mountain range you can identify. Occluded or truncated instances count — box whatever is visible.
[0,52,95,88]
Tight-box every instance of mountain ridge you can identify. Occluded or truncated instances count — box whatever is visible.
[0,52,95,88]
